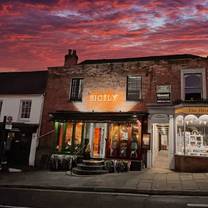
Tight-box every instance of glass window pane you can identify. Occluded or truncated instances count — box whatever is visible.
[176,115,208,157]
[127,76,141,101]
[70,78,83,101]
[20,100,32,119]
[109,124,119,157]
[75,122,83,145]
[64,122,73,151]
[184,73,202,100]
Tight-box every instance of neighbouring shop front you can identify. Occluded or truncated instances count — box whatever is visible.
[175,105,208,172]
[148,104,174,170]
[0,123,38,168]
[50,111,148,163]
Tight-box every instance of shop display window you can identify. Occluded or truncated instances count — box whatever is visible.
[54,121,84,153]
[176,115,208,157]
[64,122,73,151]
[55,122,65,152]
[130,121,141,159]
[109,124,120,157]
[74,122,83,145]
[108,121,141,159]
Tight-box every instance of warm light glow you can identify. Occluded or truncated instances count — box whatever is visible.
[143,134,150,148]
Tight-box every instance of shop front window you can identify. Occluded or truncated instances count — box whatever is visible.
[176,115,208,157]
[54,121,84,153]
[108,121,141,159]
[109,124,120,157]
[64,122,73,152]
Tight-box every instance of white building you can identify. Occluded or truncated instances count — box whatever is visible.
[0,71,48,168]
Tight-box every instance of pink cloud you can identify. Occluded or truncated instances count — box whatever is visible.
[0,0,207,71]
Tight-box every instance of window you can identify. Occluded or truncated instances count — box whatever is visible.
[0,101,2,116]
[181,69,206,101]
[70,78,83,101]
[176,115,208,157]
[184,73,202,100]
[19,100,32,119]
[126,76,141,101]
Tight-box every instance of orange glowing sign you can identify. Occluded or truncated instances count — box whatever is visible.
[89,94,118,102]
[85,90,128,112]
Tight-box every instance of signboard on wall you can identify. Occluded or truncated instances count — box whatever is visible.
[156,85,171,103]
[175,107,208,115]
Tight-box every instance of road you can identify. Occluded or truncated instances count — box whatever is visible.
[0,187,208,208]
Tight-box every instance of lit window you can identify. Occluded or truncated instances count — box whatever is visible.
[70,78,83,101]
[19,100,32,119]
[184,73,202,100]
[176,115,208,157]
[126,76,141,101]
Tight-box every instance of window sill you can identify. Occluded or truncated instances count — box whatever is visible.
[69,99,82,102]
[18,118,30,122]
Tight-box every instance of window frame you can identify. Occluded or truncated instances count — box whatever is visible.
[69,78,83,102]
[181,68,206,101]
[19,100,32,120]
[126,76,142,101]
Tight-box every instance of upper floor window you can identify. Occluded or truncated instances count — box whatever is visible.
[0,100,2,116]
[19,100,32,119]
[70,78,83,101]
[181,69,206,101]
[126,76,142,101]
[184,73,202,100]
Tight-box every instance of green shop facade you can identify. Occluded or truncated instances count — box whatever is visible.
[50,111,148,162]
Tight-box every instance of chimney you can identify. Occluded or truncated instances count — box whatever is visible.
[64,49,78,67]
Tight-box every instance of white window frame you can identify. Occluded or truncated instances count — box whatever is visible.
[19,100,32,120]
[181,68,206,100]
[69,78,83,101]
[126,76,142,101]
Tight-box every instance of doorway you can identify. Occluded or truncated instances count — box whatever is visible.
[92,123,107,158]
[152,124,169,169]
[84,123,107,159]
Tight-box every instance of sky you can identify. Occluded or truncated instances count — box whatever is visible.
[0,0,208,71]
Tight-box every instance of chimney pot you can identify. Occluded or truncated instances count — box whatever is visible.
[68,49,72,55]
[64,49,78,67]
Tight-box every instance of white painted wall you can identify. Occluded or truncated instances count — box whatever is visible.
[0,94,44,124]
[152,124,159,166]
[168,115,175,169]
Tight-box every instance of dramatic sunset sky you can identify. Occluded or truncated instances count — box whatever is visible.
[0,0,208,71]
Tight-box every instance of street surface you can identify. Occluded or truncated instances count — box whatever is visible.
[0,187,208,208]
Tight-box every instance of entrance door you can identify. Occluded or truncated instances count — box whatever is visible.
[93,128,101,158]
[152,124,169,169]
[92,123,107,158]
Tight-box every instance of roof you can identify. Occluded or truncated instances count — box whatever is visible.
[0,71,48,94]
[80,54,202,65]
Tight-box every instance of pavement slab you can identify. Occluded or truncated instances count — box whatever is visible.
[0,168,208,195]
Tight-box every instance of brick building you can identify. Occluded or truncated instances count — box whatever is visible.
[39,49,208,172]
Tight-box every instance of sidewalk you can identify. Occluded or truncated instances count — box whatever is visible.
[1,168,208,196]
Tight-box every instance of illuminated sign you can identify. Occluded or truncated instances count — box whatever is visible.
[89,93,118,102]
[175,107,208,115]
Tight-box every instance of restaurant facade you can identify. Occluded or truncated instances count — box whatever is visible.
[39,50,208,172]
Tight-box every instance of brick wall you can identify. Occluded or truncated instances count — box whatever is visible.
[41,57,208,136]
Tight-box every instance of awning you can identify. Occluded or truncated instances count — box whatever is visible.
[50,111,148,122]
